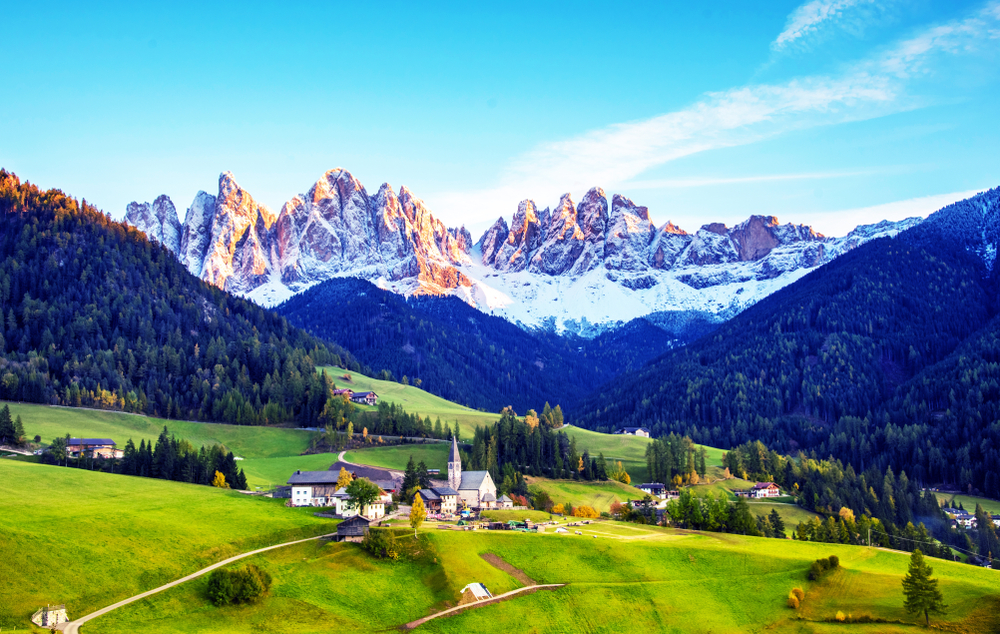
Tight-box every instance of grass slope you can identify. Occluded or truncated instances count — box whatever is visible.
[2,401,313,459]
[342,444,449,473]
[239,453,341,490]
[86,521,999,634]
[933,491,1000,515]
[525,476,647,512]
[319,367,500,438]
[0,460,332,628]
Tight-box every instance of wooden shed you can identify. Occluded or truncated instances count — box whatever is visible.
[335,515,371,542]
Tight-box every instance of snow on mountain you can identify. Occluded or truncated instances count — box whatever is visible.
[126,170,926,336]
[125,195,182,254]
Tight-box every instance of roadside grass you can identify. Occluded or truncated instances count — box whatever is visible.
[933,491,1000,515]
[1,401,314,459]
[0,460,333,628]
[342,444,449,473]
[49,512,1000,634]
[239,453,341,490]
[525,476,646,512]
[318,367,500,438]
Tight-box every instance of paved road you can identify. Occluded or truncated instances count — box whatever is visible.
[59,532,336,634]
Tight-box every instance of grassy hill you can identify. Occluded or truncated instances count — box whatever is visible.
[319,367,500,438]
[84,516,999,634]
[933,491,1000,515]
[0,460,332,628]
[2,401,314,459]
[342,444,448,473]
[525,476,648,513]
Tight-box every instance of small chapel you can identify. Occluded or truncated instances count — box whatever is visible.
[448,436,498,508]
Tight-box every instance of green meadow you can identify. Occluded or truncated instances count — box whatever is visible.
[239,453,342,489]
[343,443,449,473]
[525,476,647,512]
[0,460,332,628]
[933,491,1000,515]
[1,401,313,459]
[318,367,501,438]
[85,516,1000,634]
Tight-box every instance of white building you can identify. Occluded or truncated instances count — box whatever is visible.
[448,437,498,509]
[287,470,388,520]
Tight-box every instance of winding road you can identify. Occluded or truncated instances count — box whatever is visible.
[58,532,336,634]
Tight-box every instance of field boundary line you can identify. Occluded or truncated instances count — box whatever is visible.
[59,532,336,634]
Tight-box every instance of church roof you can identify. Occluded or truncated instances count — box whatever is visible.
[459,470,491,491]
[449,436,460,462]
[481,492,496,502]
[498,494,512,503]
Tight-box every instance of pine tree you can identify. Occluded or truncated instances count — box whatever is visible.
[902,549,946,626]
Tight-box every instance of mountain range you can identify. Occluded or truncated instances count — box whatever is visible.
[126,169,920,335]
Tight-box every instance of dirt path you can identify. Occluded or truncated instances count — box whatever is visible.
[58,532,336,634]
[480,553,536,585]
[402,584,566,629]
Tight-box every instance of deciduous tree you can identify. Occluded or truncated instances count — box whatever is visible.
[410,493,427,536]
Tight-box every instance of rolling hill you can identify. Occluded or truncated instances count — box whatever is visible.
[572,187,1000,498]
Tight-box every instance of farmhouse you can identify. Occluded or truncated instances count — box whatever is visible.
[350,391,378,406]
[287,470,389,519]
[447,437,499,508]
[614,427,650,438]
[740,482,781,498]
[332,388,354,398]
[638,483,669,498]
[67,438,123,459]
[334,515,370,542]
[417,486,460,514]
[497,494,514,509]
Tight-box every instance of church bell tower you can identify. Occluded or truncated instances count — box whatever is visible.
[448,436,461,491]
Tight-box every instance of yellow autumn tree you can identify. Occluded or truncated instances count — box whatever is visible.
[410,493,427,537]
[578,456,584,473]
[337,467,353,488]
[551,503,565,515]
[572,505,599,518]
[211,470,229,488]
[524,413,539,430]
[609,461,631,485]
[689,471,700,485]
[362,427,369,443]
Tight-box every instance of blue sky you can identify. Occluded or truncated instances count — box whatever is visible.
[1,1,998,237]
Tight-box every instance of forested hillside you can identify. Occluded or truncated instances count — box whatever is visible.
[0,170,366,426]
[573,187,1000,497]
[276,278,678,413]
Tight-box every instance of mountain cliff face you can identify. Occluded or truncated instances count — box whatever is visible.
[127,170,927,335]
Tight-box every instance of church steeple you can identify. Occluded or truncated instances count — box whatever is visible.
[448,436,462,491]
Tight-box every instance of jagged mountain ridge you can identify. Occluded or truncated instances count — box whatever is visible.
[127,170,922,335]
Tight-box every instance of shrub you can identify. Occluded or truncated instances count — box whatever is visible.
[787,594,800,609]
[791,588,805,602]
[808,555,838,580]
[828,555,840,569]
[361,528,399,560]
[836,610,846,622]
[206,564,272,606]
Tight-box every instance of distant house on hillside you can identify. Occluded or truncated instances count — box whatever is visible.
[638,483,666,498]
[67,438,123,459]
[350,391,378,406]
[460,583,493,602]
[614,427,650,438]
[332,389,354,398]
[737,482,781,499]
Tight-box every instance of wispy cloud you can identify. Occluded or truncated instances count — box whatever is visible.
[431,2,1000,227]
[772,0,878,51]
[621,170,873,190]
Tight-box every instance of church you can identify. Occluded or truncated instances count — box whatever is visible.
[448,436,498,508]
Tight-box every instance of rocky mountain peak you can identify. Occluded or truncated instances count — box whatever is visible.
[125,194,182,254]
